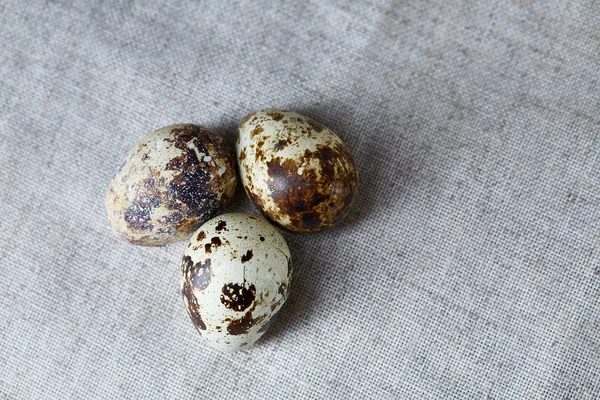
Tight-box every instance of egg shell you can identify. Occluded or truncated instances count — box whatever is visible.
[181,213,292,352]
[106,124,237,246]
[236,109,358,233]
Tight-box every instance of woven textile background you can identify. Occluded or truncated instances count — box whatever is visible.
[1,0,599,398]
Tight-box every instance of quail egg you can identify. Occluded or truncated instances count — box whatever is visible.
[181,212,292,352]
[106,124,237,245]
[236,109,358,233]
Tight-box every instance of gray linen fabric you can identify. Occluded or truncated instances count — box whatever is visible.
[1,0,599,398]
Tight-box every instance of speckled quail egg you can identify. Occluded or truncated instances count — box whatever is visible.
[181,212,292,352]
[236,109,358,234]
[106,124,237,246]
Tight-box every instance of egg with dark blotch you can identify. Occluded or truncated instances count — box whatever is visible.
[105,124,237,246]
[181,213,292,352]
[236,109,359,233]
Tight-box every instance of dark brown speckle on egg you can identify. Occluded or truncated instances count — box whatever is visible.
[220,283,256,312]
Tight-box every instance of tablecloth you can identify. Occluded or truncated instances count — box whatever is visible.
[1,0,599,398]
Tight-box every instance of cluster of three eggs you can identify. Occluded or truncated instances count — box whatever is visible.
[105,110,359,352]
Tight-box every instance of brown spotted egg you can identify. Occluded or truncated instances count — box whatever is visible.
[236,109,359,233]
[181,213,292,352]
[105,124,237,246]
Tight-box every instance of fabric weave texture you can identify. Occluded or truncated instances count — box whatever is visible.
[1,0,599,399]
